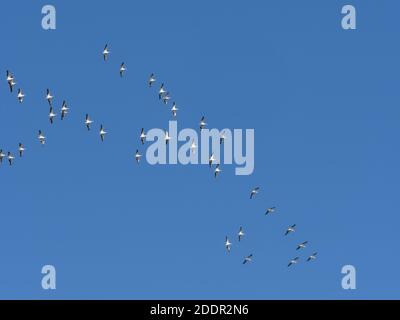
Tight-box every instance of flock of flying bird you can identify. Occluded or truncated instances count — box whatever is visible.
[225,187,318,267]
[2,44,318,269]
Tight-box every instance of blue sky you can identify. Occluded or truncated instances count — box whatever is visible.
[0,0,399,299]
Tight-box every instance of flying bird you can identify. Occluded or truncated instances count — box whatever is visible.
[209,153,216,167]
[288,257,299,267]
[119,62,126,77]
[46,89,53,106]
[49,107,56,124]
[7,152,14,166]
[135,149,142,163]
[159,83,166,99]
[85,114,93,130]
[102,44,110,61]
[265,207,276,215]
[171,102,178,117]
[296,241,308,250]
[214,164,221,178]
[18,143,25,157]
[199,116,206,130]
[6,71,15,92]
[148,73,156,87]
[38,130,46,145]
[285,224,296,236]
[164,131,171,144]
[140,128,146,145]
[6,70,13,83]
[100,125,107,142]
[238,227,245,242]
[162,92,171,105]
[225,236,231,253]
[0,150,5,164]
[61,100,69,120]
[190,140,197,154]
[250,187,260,199]
[243,254,253,264]
[17,89,25,103]
[307,252,318,262]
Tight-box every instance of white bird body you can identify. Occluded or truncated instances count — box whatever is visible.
[18,143,25,157]
[190,140,197,154]
[38,130,46,145]
[250,187,260,199]
[85,114,93,130]
[0,150,5,163]
[214,164,221,178]
[49,107,56,124]
[243,254,253,264]
[238,227,245,242]
[7,152,14,165]
[164,131,171,144]
[148,73,156,87]
[171,102,178,117]
[225,237,231,253]
[103,45,110,61]
[100,125,107,141]
[140,128,146,145]
[288,257,299,267]
[119,62,126,77]
[17,89,25,103]
[209,153,215,167]
[46,89,53,105]
[199,116,206,130]
[135,150,142,163]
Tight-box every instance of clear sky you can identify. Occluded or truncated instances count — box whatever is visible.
[0,0,399,299]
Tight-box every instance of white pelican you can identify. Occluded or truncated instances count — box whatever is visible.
[238,227,245,242]
[46,89,53,106]
[209,153,215,167]
[38,130,46,145]
[288,257,299,267]
[135,149,142,163]
[119,62,126,77]
[0,149,5,164]
[243,254,253,264]
[148,73,156,87]
[6,71,15,92]
[159,83,166,99]
[49,107,56,124]
[225,236,231,253]
[307,252,318,262]
[102,44,110,61]
[61,100,69,120]
[214,164,221,178]
[100,125,107,142]
[6,70,13,83]
[250,187,260,199]
[164,131,171,144]
[199,116,206,130]
[17,89,25,103]
[85,114,93,130]
[7,152,14,166]
[140,128,146,145]
[18,143,25,157]
[190,140,197,154]
[285,224,296,236]
[265,207,276,215]
[171,102,178,117]
[162,92,171,104]
[296,241,308,250]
